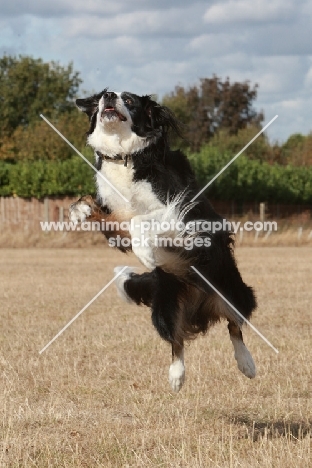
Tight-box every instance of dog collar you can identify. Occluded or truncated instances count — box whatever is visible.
[96,151,131,167]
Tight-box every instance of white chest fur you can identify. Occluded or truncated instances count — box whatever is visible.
[96,161,164,218]
[88,121,149,158]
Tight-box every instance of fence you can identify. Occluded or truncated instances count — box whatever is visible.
[211,200,312,223]
[0,197,311,232]
[0,196,76,232]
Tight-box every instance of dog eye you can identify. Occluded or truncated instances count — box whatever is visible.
[125,98,133,105]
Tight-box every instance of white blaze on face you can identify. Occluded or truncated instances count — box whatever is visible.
[98,93,132,127]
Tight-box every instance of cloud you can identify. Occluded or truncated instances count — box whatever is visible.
[0,0,312,141]
[304,63,312,88]
[204,0,297,25]
[0,0,212,19]
[65,6,204,39]
[0,0,125,18]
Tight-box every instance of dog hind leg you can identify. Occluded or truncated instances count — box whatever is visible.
[115,266,186,392]
[114,267,155,306]
[228,321,256,379]
[150,268,186,392]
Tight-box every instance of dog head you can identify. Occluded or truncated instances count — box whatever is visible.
[76,89,181,157]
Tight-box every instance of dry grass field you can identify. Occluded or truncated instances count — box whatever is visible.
[1,223,312,248]
[0,246,311,467]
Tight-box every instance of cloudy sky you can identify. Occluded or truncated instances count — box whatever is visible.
[1,0,312,143]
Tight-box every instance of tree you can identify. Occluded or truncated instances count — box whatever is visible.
[280,133,312,166]
[162,76,264,152]
[0,111,90,162]
[207,126,270,161]
[0,55,81,139]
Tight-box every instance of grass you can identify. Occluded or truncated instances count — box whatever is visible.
[0,246,311,467]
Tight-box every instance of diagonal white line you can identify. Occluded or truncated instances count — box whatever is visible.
[39,266,129,354]
[40,114,129,203]
[191,115,278,202]
[191,266,279,354]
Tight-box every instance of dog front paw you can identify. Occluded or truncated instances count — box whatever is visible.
[69,202,91,224]
[69,196,93,224]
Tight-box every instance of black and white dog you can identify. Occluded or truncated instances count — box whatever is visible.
[69,89,257,392]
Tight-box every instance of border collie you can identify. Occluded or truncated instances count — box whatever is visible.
[69,89,257,392]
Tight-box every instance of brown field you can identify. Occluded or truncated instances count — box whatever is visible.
[0,246,311,467]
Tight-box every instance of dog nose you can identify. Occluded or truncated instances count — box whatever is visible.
[104,91,117,100]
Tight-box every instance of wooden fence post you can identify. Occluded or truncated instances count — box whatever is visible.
[59,206,64,223]
[260,202,265,223]
[44,197,49,223]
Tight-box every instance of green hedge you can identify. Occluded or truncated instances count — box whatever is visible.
[188,146,312,204]
[0,156,95,198]
[0,146,312,203]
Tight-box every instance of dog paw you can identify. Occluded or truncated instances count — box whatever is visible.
[169,361,185,392]
[237,353,256,379]
[114,266,137,303]
[69,200,92,224]
[233,340,256,379]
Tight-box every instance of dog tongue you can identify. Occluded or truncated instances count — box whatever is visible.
[103,107,127,121]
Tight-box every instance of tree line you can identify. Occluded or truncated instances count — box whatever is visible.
[0,55,311,202]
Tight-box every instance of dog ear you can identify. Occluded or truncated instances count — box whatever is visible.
[144,97,182,137]
[75,89,108,118]
[75,97,95,116]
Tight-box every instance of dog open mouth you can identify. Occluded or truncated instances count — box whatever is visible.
[102,106,127,122]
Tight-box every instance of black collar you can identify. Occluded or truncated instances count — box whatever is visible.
[96,151,131,167]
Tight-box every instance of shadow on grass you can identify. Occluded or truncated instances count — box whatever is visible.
[231,416,312,441]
